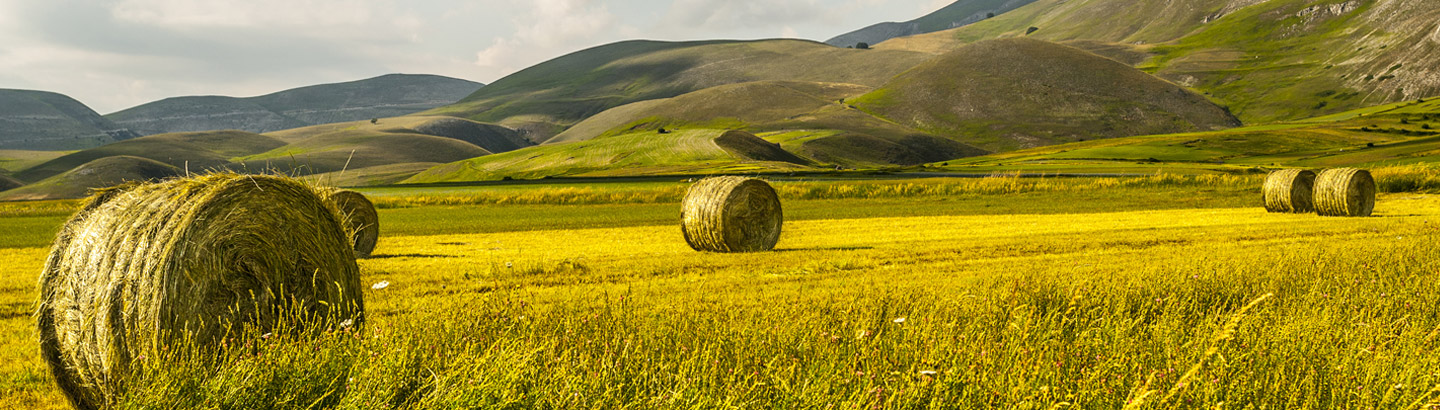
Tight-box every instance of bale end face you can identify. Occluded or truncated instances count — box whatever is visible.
[680,176,783,253]
[1262,169,1316,213]
[1314,168,1376,217]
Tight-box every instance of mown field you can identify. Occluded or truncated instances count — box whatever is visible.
[2,173,1440,408]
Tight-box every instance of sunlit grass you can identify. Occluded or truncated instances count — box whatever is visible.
[1,177,1438,408]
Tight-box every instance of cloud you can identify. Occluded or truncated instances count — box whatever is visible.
[474,0,623,75]
[0,0,465,112]
[662,0,826,31]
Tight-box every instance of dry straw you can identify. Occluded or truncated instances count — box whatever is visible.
[1314,168,1376,217]
[1262,169,1316,213]
[320,188,380,258]
[35,174,364,410]
[680,176,783,252]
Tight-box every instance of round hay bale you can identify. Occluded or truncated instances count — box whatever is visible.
[1314,168,1376,217]
[1262,169,1316,213]
[680,176,783,252]
[36,174,364,410]
[320,188,379,258]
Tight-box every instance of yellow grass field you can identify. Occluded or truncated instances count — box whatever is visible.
[2,177,1439,408]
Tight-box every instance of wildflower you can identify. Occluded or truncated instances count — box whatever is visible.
[261,332,273,339]
[919,370,938,376]
[371,281,390,290]
[339,319,354,329]
[893,317,906,323]
[505,262,513,268]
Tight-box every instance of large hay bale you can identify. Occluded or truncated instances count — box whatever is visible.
[1262,169,1316,213]
[1314,168,1376,217]
[680,176,783,252]
[320,188,380,258]
[36,174,364,410]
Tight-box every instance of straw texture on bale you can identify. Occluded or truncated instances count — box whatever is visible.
[1314,168,1376,217]
[1262,169,1316,213]
[680,176,783,252]
[320,188,380,258]
[36,174,364,410]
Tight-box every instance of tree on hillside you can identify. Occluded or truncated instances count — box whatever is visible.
[855,42,870,50]
[1026,27,1040,35]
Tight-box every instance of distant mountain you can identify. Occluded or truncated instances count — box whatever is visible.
[825,0,1038,48]
[852,38,1241,151]
[0,89,139,151]
[874,0,1440,123]
[427,39,934,141]
[107,74,484,136]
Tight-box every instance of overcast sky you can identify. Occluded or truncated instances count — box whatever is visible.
[0,0,952,113]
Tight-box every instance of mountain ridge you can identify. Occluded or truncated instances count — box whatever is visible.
[825,0,1039,48]
[107,74,484,136]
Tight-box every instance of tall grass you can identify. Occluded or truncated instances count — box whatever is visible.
[113,234,1440,408]
[1372,164,1440,193]
[367,174,1262,208]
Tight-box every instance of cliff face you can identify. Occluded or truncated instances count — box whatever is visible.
[107,74,484,137]
[0,89,139,151]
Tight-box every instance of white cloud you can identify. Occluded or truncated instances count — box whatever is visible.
[474,0,622,74]
[111,0,378,29]
[663,0,826,31]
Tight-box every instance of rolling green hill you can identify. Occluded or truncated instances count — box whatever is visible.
[0,156,180,201]
[0,89,139,151]
[876,0,1440,124]
[14,130,285,183]
[550,80,989,166]
[853,38,1241,151]
[107,74,484,136]
[406,129,811,183]
[426,39,934,141]
[0,150,68,174]
[943,96,1440,173]
[825,0,1038,48]
[247,116,530,176]
[0,174,21,192]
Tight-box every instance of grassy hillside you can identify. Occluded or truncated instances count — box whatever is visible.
[0,89,138,151]
[549,80,988,167]
[14,130,285,182]
[426,39,934,141]
[239,130,491,176]
[406,129,811,183]
[876,0,1440,124]
[0,156,179,201]
[943,96,1440,173]
[853,38,1241,151]
[549,81,873,143]
[0,175,21,192]
[0,150,67,173]
[107,74,484,136]
[825,0,1038,48]
[266,116,532,153]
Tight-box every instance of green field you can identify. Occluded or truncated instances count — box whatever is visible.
[3,174,1440,408]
